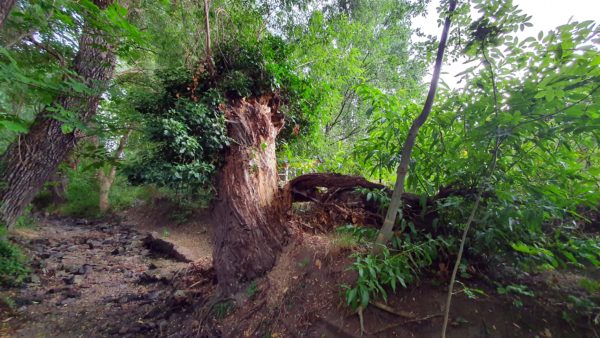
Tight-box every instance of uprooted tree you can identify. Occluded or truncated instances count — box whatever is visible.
[211,96,291,294]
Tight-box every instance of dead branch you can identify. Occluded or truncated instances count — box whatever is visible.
[370,301,415,319]
[368,313,443,335]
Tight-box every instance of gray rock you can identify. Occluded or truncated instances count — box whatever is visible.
[64,275,84,285]
[59,298,76,306]
[78,264,93,275]
[146,291,162,301]
[29,274,41,284]
[65,264,82,274]
[173,290,187,303]
[87,240,102,249]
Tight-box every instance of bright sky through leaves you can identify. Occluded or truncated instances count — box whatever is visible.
[413,0,600,88]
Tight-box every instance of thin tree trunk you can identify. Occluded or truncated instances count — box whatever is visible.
[49,170,68,205]
[0,0,16,28]
[98,129,132,213]
[442,38,503,338]
[203,0,215,76]
[374,0,456,251]
[212,96,289,295]
[0,0,116,228]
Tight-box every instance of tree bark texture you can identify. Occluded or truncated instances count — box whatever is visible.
[0,0,116,228]
[98,129,132,213]
[0,0,16,28]
[212,96,289,295]
[374,0,457,250]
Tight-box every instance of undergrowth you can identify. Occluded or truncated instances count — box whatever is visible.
[339,224,452,310]
[0,229,29,287]
[58,167,150,218]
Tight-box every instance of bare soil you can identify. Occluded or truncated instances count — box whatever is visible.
[0,211,598,337]
[122,199,213,261]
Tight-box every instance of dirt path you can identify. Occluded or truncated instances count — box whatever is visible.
[1,216,203,337]
[1,215,597,338]
[121,204,213,262]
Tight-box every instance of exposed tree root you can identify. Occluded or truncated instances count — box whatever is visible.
[357,305,365,336]
[370,301,415,319]
[287,172,483,231]
[368,313,443,335]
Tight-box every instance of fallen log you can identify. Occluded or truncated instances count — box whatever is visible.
[285,173,484,231]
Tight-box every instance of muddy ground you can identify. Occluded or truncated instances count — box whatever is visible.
[0,213,598,337]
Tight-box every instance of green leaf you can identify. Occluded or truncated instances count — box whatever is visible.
[0,120,29,133]
[360,287,370,308]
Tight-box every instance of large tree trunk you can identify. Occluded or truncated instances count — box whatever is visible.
[212,96,289,295]
[0,0,15,28]
[0,0,116,228]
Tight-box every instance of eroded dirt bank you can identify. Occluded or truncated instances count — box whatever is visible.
[1,215,597,338]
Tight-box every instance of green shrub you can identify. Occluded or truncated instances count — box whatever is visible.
[336,224,378,243]
[59,167,100,218]
[15,205,36,229]
[343,236,449,310]
[108,175,150,211]
[59,164,151,217]
[0,237,29,287]
[579,278,600,294]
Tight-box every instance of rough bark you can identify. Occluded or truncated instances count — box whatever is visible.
[0,0,16,28]
[98,129,132,213]
[374,0,457,250]
[212,96,289,295]
[0,0,116,228]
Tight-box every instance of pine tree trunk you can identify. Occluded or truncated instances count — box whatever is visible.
[212,96,290,295]
[0,0,16,28]
[0,0,116,228]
